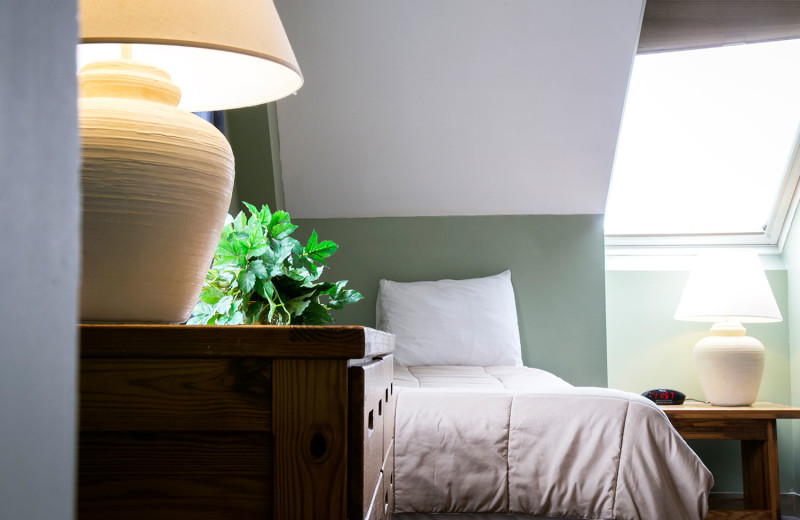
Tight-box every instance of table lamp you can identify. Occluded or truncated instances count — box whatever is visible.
[674,250,782,406]
[76,0,303,323]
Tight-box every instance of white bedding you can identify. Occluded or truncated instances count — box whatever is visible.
[392,366,713,520]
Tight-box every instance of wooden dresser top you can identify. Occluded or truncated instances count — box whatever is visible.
[79,324,394,360]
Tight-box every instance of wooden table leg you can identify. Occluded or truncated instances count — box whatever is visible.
[741,419,780,520]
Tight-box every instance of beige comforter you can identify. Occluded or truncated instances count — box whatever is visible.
[392,366,713,520]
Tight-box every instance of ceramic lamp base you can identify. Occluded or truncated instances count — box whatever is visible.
[693,321,764,406]
[78,59,234,323]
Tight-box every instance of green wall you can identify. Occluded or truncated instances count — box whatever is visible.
[294,215,609,387]
[605,268,794,493]
[225,103,284,214]
[781,219,800,495]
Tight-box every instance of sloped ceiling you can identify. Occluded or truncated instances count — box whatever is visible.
[274,0,645,218]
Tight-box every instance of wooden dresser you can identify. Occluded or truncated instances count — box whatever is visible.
[78,324,395,520]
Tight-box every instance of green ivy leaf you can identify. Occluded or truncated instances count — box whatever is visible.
[285,268,308,282]
[272,223,298,240]
[302,301,333,325]
[249,245,268,258]
[285,297,311,317]
[238,269,256,294]
[269,210,291,229]
[248,259,269,280]
[248,225,264,252]
[255,278,275,300]
[328,288,364,309]
[233,211,247,232]
[199,285,224,305]
[306,229,318,251]
[193,301,215,316]
[289,238,304,256]
[296,255,320,279]
[271,238,295,264]
[231,236,249,257]
[217,239,236,258]
[242,201,259,218]
[306,236,338,264]
[317,281,336,294]
[214,295,234,315]
[266,301,278,324]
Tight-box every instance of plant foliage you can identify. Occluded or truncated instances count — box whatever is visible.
[188,202,363,325]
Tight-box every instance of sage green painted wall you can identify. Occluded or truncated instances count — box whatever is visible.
[225,103,284,214]
[781,217,800,494]
[293,215,609,387]
[605,269,793,492]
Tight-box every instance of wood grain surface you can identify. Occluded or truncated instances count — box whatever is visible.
[80,324,394,359]
[741,420,779,516]
[661,402,800,420]
[668,418,767,441]
[80,358,271,432]
[78,431,272,520]
[348,358,388,518]
[273,358,349,520]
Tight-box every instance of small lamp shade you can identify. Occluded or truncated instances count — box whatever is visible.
[77,0,304,111]
[674,250,782,324]
[675,250,780,406]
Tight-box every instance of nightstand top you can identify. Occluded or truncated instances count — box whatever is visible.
[659,401,800,420]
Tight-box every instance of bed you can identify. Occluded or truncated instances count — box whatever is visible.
[376,271,714,520]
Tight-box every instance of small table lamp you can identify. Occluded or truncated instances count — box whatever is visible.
[674,250,782,406]
[76,0,303,323]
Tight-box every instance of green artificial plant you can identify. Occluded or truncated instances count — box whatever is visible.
[188,202,363,325]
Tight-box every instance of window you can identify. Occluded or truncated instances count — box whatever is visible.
[605,39,800,250]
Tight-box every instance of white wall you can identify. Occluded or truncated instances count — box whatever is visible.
[0,1,80,518]
[274,0,645,218]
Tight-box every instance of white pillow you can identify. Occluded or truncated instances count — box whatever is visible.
[376,270,523,367]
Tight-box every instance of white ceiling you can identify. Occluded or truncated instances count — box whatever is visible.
[274,0,645,218]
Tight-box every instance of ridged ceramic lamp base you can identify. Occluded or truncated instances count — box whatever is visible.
[693,322,765,406]
[79,60,234,323]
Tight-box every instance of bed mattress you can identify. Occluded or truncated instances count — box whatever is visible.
[392,366,713,520]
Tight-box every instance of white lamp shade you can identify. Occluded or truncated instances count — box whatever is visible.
[77,0,303,111]
[674,250,782,323]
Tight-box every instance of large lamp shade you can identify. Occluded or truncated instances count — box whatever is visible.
[77,0,302,323]
[77,0,303,110]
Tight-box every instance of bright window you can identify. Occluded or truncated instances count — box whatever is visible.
[605,39,800,245]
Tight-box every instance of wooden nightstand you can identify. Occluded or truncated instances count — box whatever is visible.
[660,402,800,520]
[78,324,395,520]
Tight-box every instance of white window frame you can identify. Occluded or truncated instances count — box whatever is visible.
[605,76,800,256]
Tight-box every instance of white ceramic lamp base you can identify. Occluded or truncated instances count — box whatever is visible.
[693,321,765,406]
[79,59,235,323]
